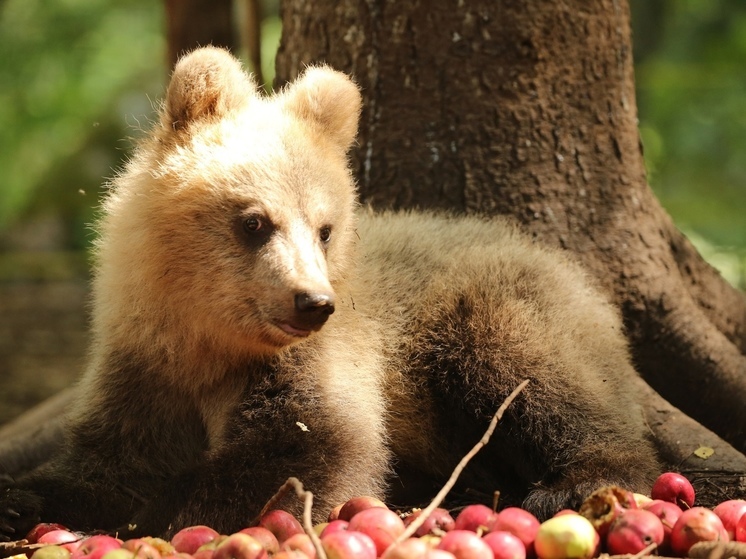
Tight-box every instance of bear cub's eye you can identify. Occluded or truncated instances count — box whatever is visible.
[319,226,332,244]
[244,215,264,233]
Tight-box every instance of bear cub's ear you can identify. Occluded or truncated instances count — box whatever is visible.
[281,66,362,153]
[162,46,258,132]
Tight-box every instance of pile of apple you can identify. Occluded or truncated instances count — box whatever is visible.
[16,472,746,559]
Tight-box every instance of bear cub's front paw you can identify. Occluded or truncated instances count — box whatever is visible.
[0,484,43,542]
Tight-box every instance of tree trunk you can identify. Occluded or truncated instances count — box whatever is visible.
[165,0,237,69]
[275,0,746,478]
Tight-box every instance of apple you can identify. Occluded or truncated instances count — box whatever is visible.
[39,529,84,552]
[606,509,664,555]
[27,523,70,544]
[487,507,539,556]
[103,551,144,559]
[259,510,305,543]
[403,508,456,537]
[321,530,377,559]
[273,551,311,559]
[348,506,406,556]
[281,534,317,559]
[482,531,527,559]
[72,536,124,559]
[32,546,73,559]
[453,505,496,533]
[713,499,746,540]
[337,497,389,522]
[651,472,695,509]
[320,520,349,539]
[642,499,683,554]
[382,538,430,559]
[213,533,267,559]
[578,485,636,538]
[171,526,220,555]
[121,539,164,559]
[238,527,280,554]
[533,515,598,559]
[670,506,728,556]
[426,551,456,559]
[436,530,493,559]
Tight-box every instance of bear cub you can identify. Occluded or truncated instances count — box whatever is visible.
[0,47,660,539]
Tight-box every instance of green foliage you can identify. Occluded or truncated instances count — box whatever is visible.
[632,0,746,288]
[0,0,164,246]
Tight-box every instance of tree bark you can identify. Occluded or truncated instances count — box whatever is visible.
[165,0,237,69]
[275,0,746,468]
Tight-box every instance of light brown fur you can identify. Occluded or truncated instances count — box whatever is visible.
[0,47,659,539]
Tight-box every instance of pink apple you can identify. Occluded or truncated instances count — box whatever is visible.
[337,497,388,522]
[72,536,124,559]
[280,534,316,559]
[651,472,695,509]
[382,538,430,559]
[404,508,456,537]
[321,530,377,559]
[670,506,728,556]
[713,499,746,540]
[534,515,598,559]
[436,530,493,559]
[606,509,664,555]
[482,530,526,559]
[320,520,349,539]
[27,523,70,544]
[454,505,497,533]
[212,533,267,559]
[348,506,405,556]
[38,529,84,552]
[487,507,540,556]
[171,525,220,555]
[258,510,305,543]
[238,527,280,554]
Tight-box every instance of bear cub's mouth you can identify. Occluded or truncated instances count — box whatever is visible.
[275,321,314,338]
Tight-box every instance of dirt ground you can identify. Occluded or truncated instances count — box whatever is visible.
[0,254,89,427]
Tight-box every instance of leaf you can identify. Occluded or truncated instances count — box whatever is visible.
[693,446,715,459]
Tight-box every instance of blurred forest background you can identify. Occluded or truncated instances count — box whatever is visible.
[0,0,744,424]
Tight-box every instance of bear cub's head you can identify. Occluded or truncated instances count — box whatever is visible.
[96,47,362,358]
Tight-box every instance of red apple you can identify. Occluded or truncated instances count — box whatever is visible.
[534,515,598,559]
[606,509,664,555]
[642,499,683,554]
[482,531,527,559]
[651,472,695,509]
[348,506,406,556]
[713,499,746,540]
[337,497,388,522]
[213,533,267,559]
[436,530,493,559]
[404,508,456,537]
[487,507,540,556]
[171,526,220,555]
[238,527,280,554]
[281,534,317,559]
[426,551,456,559]
[454,505,496,533]
[273,551,311,559]
[259,510,305,543]
[670,506,728,556]
[121,539,163,559]
[321,530,377,559]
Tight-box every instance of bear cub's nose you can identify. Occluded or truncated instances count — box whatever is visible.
[295,291,336,324]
